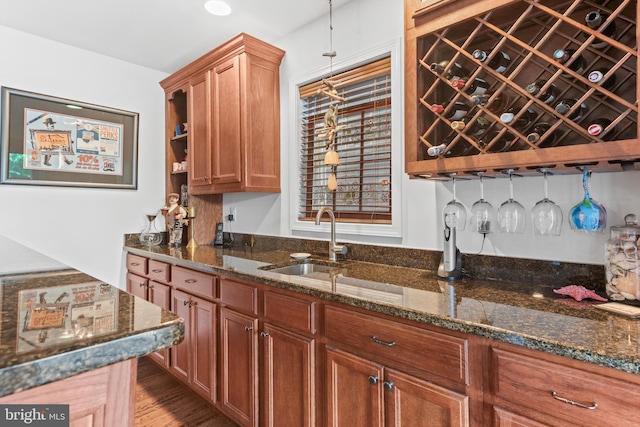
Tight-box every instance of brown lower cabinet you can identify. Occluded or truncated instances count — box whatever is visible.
[126,252,640,427]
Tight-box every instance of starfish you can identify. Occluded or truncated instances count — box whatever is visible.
[553,285,608,302]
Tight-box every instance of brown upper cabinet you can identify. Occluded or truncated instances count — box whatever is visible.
[404,0,639,178]
[160,33,285,194]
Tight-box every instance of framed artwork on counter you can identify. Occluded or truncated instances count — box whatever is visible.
[0,86,139,189]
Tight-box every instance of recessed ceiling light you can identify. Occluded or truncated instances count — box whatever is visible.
[204,0,231,16]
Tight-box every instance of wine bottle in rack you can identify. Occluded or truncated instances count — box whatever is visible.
[450,76,489,96]
[553,49,587,76]
[500,107,538,131]
[526,123,558,147]
[430,100,469,121]
[451,115,491,139]
[554,99,588,121]
[585,11,616,49]
[427,143,447,157]
[587,68,617,91]
[525,79,558,104]
[471,91,510,114]
[429,60,470,80]
[587,118,615,140]
[478,130,515,152]
[472,49,511,73]
[426,135,478,157]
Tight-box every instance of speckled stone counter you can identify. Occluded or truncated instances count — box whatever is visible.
[0,240,184,398]
[125,235,640,376]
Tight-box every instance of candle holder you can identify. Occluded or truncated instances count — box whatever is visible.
[186,206,198,250]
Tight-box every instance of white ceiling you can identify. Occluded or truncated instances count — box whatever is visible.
[0,0,353,74]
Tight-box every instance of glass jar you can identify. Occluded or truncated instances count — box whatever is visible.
[139,213,163,246]
[605,213,640,301]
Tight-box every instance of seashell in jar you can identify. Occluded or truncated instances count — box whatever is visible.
[624,241,638,254]
[614,252,627,262]
[620,291,636,300]
[606,281,618,294]
[610,292,626,301]
[609,263,627,276]
[618,260,638,271]
[615,272,639,296]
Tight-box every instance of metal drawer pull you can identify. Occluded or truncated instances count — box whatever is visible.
[551,391,598,410]
[185,279,197,284]
[368,376,378,385]
[371,336,396,347]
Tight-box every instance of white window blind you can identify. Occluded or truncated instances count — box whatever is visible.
[298,57,392,223]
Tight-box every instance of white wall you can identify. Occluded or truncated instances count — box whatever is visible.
[0,25,168,286]
[223,0,640,266]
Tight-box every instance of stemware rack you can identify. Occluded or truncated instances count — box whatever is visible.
[405,0,639,179]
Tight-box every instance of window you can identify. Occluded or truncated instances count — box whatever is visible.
[298,57,392,223]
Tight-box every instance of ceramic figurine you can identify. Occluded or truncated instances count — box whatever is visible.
[162,193,188,247]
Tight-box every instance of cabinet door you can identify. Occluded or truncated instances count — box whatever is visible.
[189,72,212,190]
[211,55,242,188]
[326,347,384,427]
[261,323,315,427]
[220,307,258,427]
[384,368,469,427]
[171,289,191,384]
[147,281,171,368]
[191,295,217,402]
[126,272,147,300]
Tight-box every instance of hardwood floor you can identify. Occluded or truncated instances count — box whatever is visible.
[135,357,239,427]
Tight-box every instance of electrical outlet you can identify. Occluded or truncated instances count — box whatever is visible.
[228,207,236,222]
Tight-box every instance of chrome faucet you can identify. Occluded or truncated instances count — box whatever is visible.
[315,207,347,262]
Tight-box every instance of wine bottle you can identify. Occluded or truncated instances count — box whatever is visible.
[554,99,588,121]
[585,11,616,49]
[472,49,511,73]
[500,107,538,131]
[525,79,558,104]
[450,76,489,96]
[553,49,586,77]
[451,115,491,139]
[429,60,470,80]
[430,100,469,121]
[587,118,615,140]
[471,91,510,113]
[587,68,617,91]
[526,123,558,148]
[478,130,515,153]
[427,135,478,157]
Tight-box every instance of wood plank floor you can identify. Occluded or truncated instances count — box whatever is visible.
[135,357,239,427]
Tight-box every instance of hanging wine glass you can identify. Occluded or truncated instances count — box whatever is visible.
[569,168,607,233]
[531,169,563,236]
[470,174,496,233]
[442,175,467,231]
[497,170,526,233]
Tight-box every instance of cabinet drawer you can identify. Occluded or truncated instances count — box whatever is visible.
[126,253,148,276]
[324,305,468,384]
[220,278,257,314]
[263,291,316,334]
[148,260,170,283]
[172,266,217,300]
[491,347,640,427]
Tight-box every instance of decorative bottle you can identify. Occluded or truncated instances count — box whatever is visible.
[430,100,469,121]
[587,118,615,140]
[472,49,511,73]
[554,99,588,121]
[450,76,489,96]
[525,79,558,104]
[585,11,616,49]
[429,60,470,80]
[526,123,557,147]
[553,49,586,76]
[587,68,617,91]
[139,214,164,246]
[500,107,538,131]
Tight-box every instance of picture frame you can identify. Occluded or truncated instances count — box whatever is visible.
[0,87,139,189]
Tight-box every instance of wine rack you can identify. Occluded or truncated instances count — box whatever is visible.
[405,0,638,179]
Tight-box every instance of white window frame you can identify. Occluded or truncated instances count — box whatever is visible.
[288,39,403,239]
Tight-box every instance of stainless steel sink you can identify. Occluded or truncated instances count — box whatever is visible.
[265,263,334,276]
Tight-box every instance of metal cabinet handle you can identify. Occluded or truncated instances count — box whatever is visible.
[260,332,270,338]
[130,262,140,266]
[371,336,396,347]
[183,300,189,306]
[368,376,379,385]
[185,279,197,284]
[551,391,598,410]
[383,381,394,391]
[152,269,163,273]
[245,326,253,332]
[139,283,146,288]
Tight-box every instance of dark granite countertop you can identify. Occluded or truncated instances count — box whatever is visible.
[125,238,640,376]
[0,239,184,398]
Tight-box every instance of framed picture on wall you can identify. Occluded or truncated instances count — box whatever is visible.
[0,86,139,189]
